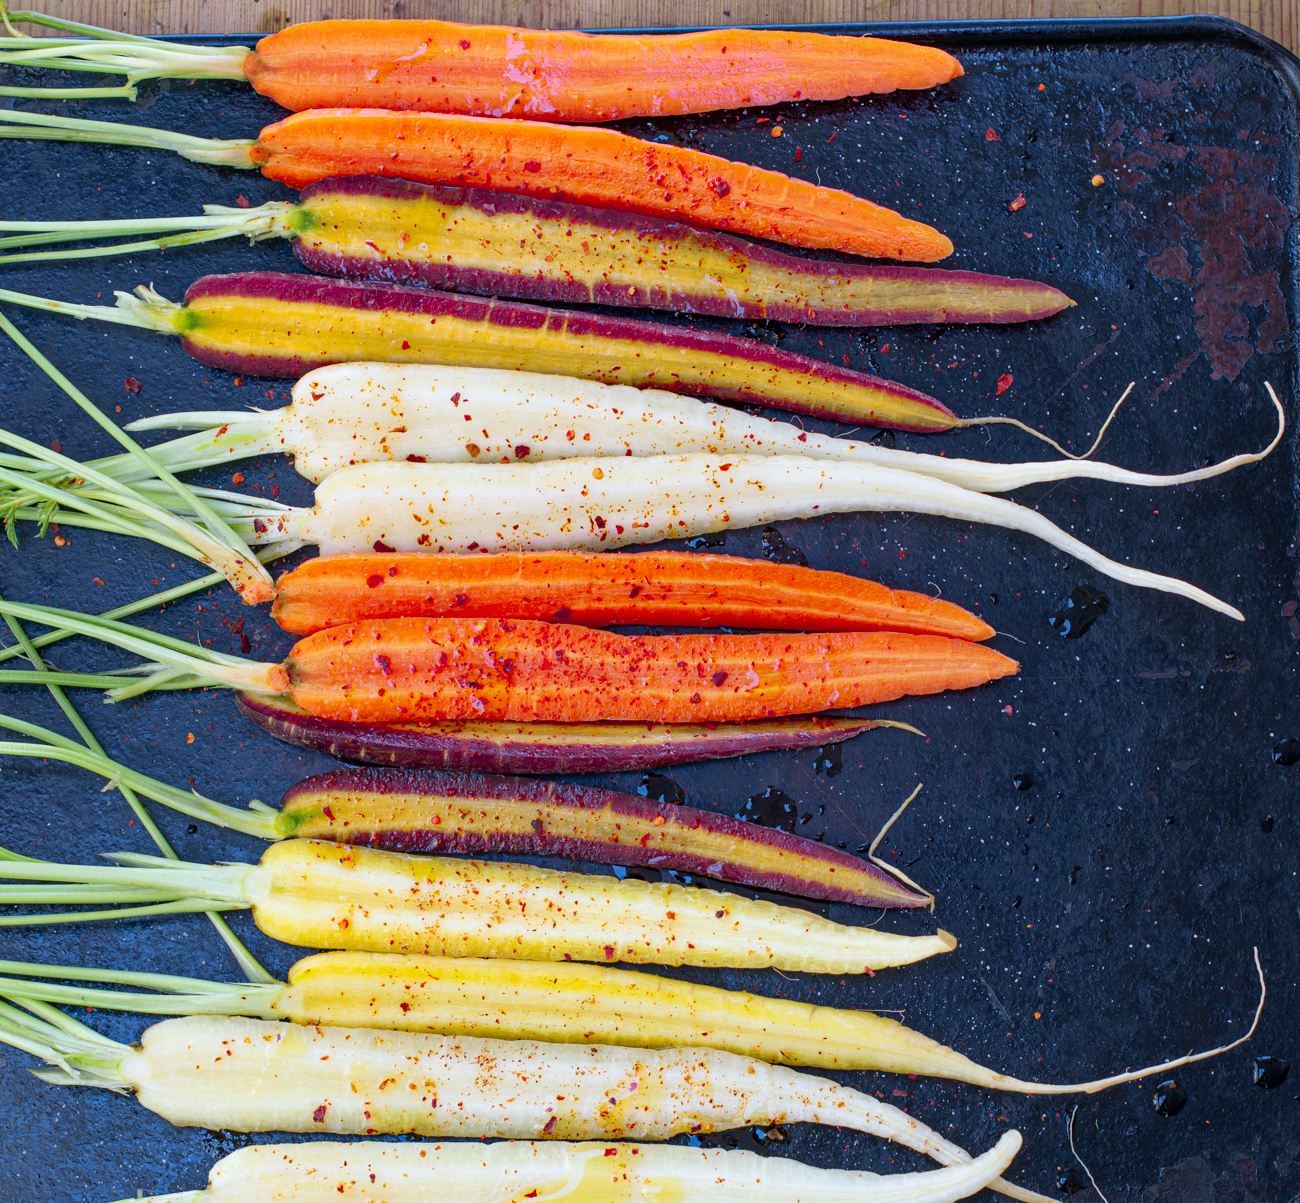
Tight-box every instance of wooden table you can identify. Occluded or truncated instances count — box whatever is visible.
[23,0,1300,57]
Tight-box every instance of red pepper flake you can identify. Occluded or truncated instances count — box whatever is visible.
[1023,231,1034,239]
[124,376,141,394]
[92,577,106,587]
[755,117,770,124]
[710,177,730,197]
[374,653,393,677]
[459,38,470,49]
[1038,83,1046,91]
[50,438,62,453]
[235,195,250,208]
[1002,704,1014,715]
[312,1104,327,1123]
[996,373,1014,395]
[186,733,195,744]
[770,124,782,137]
[985,128,1000,141]
[880,343,890,355]
[604,1149,618,1157]
[232,472,245,485]
[373,540,395,553]
[367,574,384,588]
[1009,192,1026,212]
[827,130,837,143]
[401,340,411,350]
[233,376,243,386]
[794,146,802,162]
[842,354,851,366]
[271,485,280,498]
[603,945,615,960]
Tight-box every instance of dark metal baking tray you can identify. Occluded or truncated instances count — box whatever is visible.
[0,14,1295,1203]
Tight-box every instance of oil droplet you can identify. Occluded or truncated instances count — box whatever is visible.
[870,429,897,448]
[737,786,799,833]
[1272,738,1300,767]
[813,743,843,777]
[1253,1056,1290,1088]
[1013,772,1034,791]
[1152,1079,1187,1116]
[637,773,686,804]
[760,526,808,567]
[686,532,726,550]
[186,824,198,835]
[1261,814,1275,833]
[1049,585,1110,637]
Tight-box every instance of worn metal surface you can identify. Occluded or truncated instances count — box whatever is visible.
[0,17,1296,1203]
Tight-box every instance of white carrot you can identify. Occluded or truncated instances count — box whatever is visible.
[0,989,1036,1200]
[99,1135,1024,1203]
[233,452,1245,619]
[116,361,1282,492]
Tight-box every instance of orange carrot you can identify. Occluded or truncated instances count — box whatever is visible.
[271,550,995,642]
[278,618,1018,723]
[0,108,952,261]
[248,110,954,261]
[2,603,1015,726]
[240,23,964,120]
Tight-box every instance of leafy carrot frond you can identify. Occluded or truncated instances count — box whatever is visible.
[0,711,283,838]
[0,994,131,1089]
[0,598,286,695]
[0,202,293,264]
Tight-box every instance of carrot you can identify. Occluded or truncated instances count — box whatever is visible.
[0,600,1019,725]
[240,24,965,120]
[1,11,964,120]
[269,550,996,640]
[279,620,1018,723]
[0,108,954,261]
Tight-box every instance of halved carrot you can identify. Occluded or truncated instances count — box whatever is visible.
[271,550,995,641]
[0,109,953,261]
[242,24,964,119]
[0,600,1018,726]
[1,12,964,122]
[279,619,1018,723]
[250,110,955,261]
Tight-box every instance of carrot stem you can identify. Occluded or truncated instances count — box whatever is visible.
[0,313,275,602]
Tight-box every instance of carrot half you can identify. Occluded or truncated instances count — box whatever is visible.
[2,12,963,121]
[0,601,1017,725]
[243,23,965,120]
[279,619,1017,723]
[270,550,995,641]
[251,110,955,261]
[0,108,954,261]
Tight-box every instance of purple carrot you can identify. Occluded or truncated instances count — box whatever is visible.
[276,763,928,908]
[290,176,1074,326]
[235,692,908,775]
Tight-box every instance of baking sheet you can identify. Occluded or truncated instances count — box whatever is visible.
[0,15,1296,1201]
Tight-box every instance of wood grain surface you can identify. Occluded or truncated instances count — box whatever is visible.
[14,0,1298,55]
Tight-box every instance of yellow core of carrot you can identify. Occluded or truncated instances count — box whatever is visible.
[183,291,955,429]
